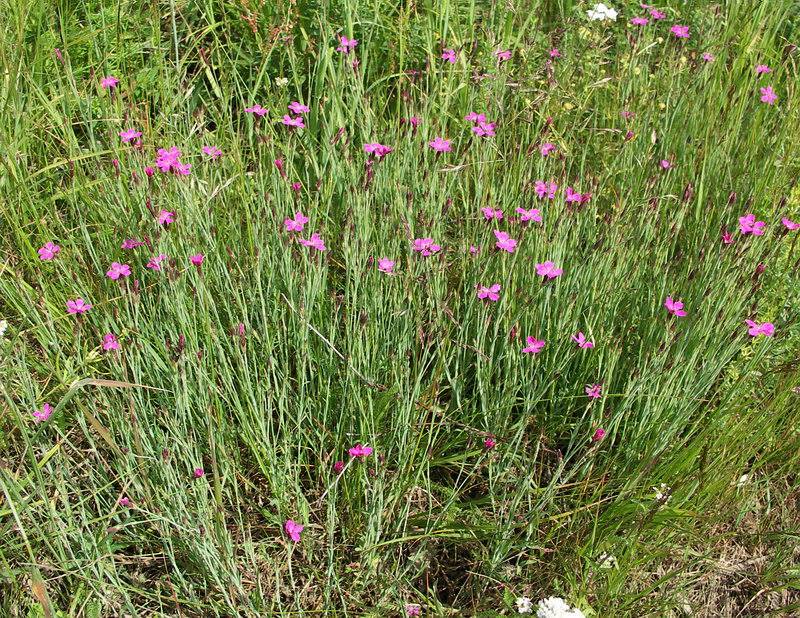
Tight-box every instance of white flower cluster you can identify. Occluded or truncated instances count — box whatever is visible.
[0,319,7,338]
[587,3,618,21]
[535,596,586,618]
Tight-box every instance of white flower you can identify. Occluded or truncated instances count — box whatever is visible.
[516,596,534,614]
[654,483,671,502]
[737,474,749,487]
[0,319,7,338]
[598,552,618,569]
[275,77,289,87]
[587,3,618,21]
[536,596,586,618]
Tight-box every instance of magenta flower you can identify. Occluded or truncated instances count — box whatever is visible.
[146,253,168,271]
[244,104,269,116]
[550,48,561,58]
[348,443,373,458]
[660,159,672,170]
[664,296,687,318]
[782,217,800,230]
[405,603,422,617]
[494,49,512,62]
[284,211,309,232]
[465,111,487,123]
[291,182,302,192]
[670,24,689,38]
[493,230,517,253]
[274,158,287,178]
[476,283,501,302]
[158,210,175,225]
[118,497,131,507]
[282,115,305,128]
[481,207,503,221]
[66,298,92,314]
[745,319,774,337]
[649,8,666,19]
[155,147,190,175]
[121,238,143,249]
[33,403,53,423]
[363,142,393,158]
[522,336,545,355]
[585,384,603,399]
[38,241,61,261]
[333,460,345,474]
[702,52,715,62]
[428,136,451,152]
[483,437,496,450]
[202,145,222,159]
[100,75,119,89]
[535,261,563,279]
[190,253,205,266]
[288,101,310,114]
[441,48,458,63]
[592,428,606,442]
[472,121,496,138]
[571,331,594,349]
[194,468,205,478]
[469,245,479,255]
[760,86,777,105]
[412,237,441,256]
[102,333,120,351]
[285,519,304,542]
[755,64,771,75]
[298,232,326,251]
[565,186,590,203]
[119,128,141,143]
[631,16,649,25]
[106,262,131,280]
[739,213,766,236]
[516,207,542,224]
[534,180,558,199]
[336,35,358,54]
[540,142,556,157]
[721,230,734,245]
[377,257,395,274]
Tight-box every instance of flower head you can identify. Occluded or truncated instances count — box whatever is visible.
[745,319,774,337]
[522,336,545,354]
[412,238,441,257]
[494,49,512,62]
[494,230,517,253]
[428,136,451,152]
[755,64,771,75]
[782,217,800,230]
[739,213,766,235]
[587,3,618,21]
[585,384,602,399]
[592,428,606,441]
[282,114,305,128]
[202,145,222,159]
[516,207,542,224]
[348,443,373,458]
[649,8,666,20]
[102,333,120,351]
[147,253,168,271]
[535,180,558,199]
[549,48,561,58]
[106,262,131,280]
[535,261,563,279]
[702,52,715,62]
[476,283,501,302]
[288,101,310,115]
[483,437,496,450]
[158,210,175,225]
[285,519,304,542]
[38,241,61,261]
[664,296,687,317]
[516,596,533,614]
[405,603,422,617]
[100,75,119,89]
[471,120,496,138]
[465,111,487,123]
[377,257,395,274]
[441,48,458,63]
[631,16,649,26]
[481,207,503,221]
[536,596,585,618]
[760,86,777,105]
[298,232,326,252]
[33,403,53,423]
[244,104,269,116]
[571,331,594,349]
[66,298,92,314]
[670,24,690,39]
[540,142,556,157]
[194,468,205,478]
[190,253,205,266]
[284,211,309,233]
[155,146,190,175]
[119,128,141,143]
[337,35,358,54]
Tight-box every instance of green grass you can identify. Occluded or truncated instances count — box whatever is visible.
[1,0,799,615]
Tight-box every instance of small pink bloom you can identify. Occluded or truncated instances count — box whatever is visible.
[571,331,594,349]
[144,166,155,177]
[702,52,715,62]
[363,142,394,158]
[522,336,545,355]
[585,384,603,399]
[549,48,561,58]
[33,403,53,423]
[282,114,305,128]
[298,232,326,251]
[194,468,205,478]
[38,241,61,261]
[534,180,558,199]
[649,8,666,20]
[755,64,771,75]
[202,145,222,159]
[106,262,131,280]
[631,16,649,25]
[428,137,451,152]
[284,211,309,232]
[412,238,441,257]
[465,111,486,123]
[469,245,479,255]
[118,497,131,507]
[147,253,168,271]
[102,333,120,351]
[377,257,395,274]
[274,158,286,177]
[405,603,422,617]
[540,142,556,157]
[483,437,496,449]
[660,159,672,170]
[745,319,774,337]
[739,213,766,235]
[348,443,373,458]
[333,460,345,473]
[121,238,144,250]
[337,35,358,54]
[285,519,304,542]
[535,261,563,279]
[664,296,687,318]
[721,230,734,245]
[119,128,142,143]
[66,298,92,314]
[244,104,269,116]
[494,230,517,253]
[471,121,496,138]
[158,210,175,225]
[291,182,302,192]
[190,253,205,266]
[100,75,119,89]
[592,427,606,441]
[441,48,458,63]
[288,101,310,114]
[760,86,777,105]
[782,217,800,230]
[481,207,503,221]
[516,207,542,224]
[476,283,501,302]
[670,24,689,38]
[494,49,512,62]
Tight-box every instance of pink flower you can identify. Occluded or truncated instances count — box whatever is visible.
[348,443,373,458]
[333,460,345,473]
[121,238,143,249]
[549,48,561,58]
[471,121,496,138]
[522,336,545,355]
[428,137,451,152]
[285,519,304,542]
[288,101,310,114]
[465,111,486,123]
[119,128,141,143]
[147,253,168,271]
[565,186,591,203]
[540,142,556,157]
[202,145,222,159]
[535,261,563,279]
[102,333,120,351]
[481,207,503,221]
[755,64,771,75]
[476,283,501,302]
[38,241,61,261]
[244,104,269,116]
[33,403,53,423]
[144,166,155,177]
[298,232,326,251]
[66,298,92,314]
[664,296,687,317]
[494,49,512,62]
[407,116,421,128]
[782,217,800,230]
[106,262,131,280]
[274,158,286,178]
[363,142,394,158]
[336,35,358,54]
[100,75,119,89]
[291,182,302,192]
[194,468,205,478]
[739,213,766,236]
[585,384,603,399]
[571,331,594,349]
[760,86,777,105]
[118,497,131,507]
[412,238,442,256]
[158,210,175,225]
[534,180,558,199]
[405,603,422,617]
[670,24,689,38]
[190,253,205,266]
[702,52,715,62]
[493,230,517,253]
[483,437,496,449]
[631,16,649,25]
[649,8,666,19]
[745,319,774,337]
[377,257,395,274]
[155,146,190,174]
[469,245,479,255]
[282,115,305,128]
[592,427,606,441]
[660,159,672,170]
[721,230,734,245]
[516,207,542,224]
[441,48,458,63]
[284,211,309,232]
